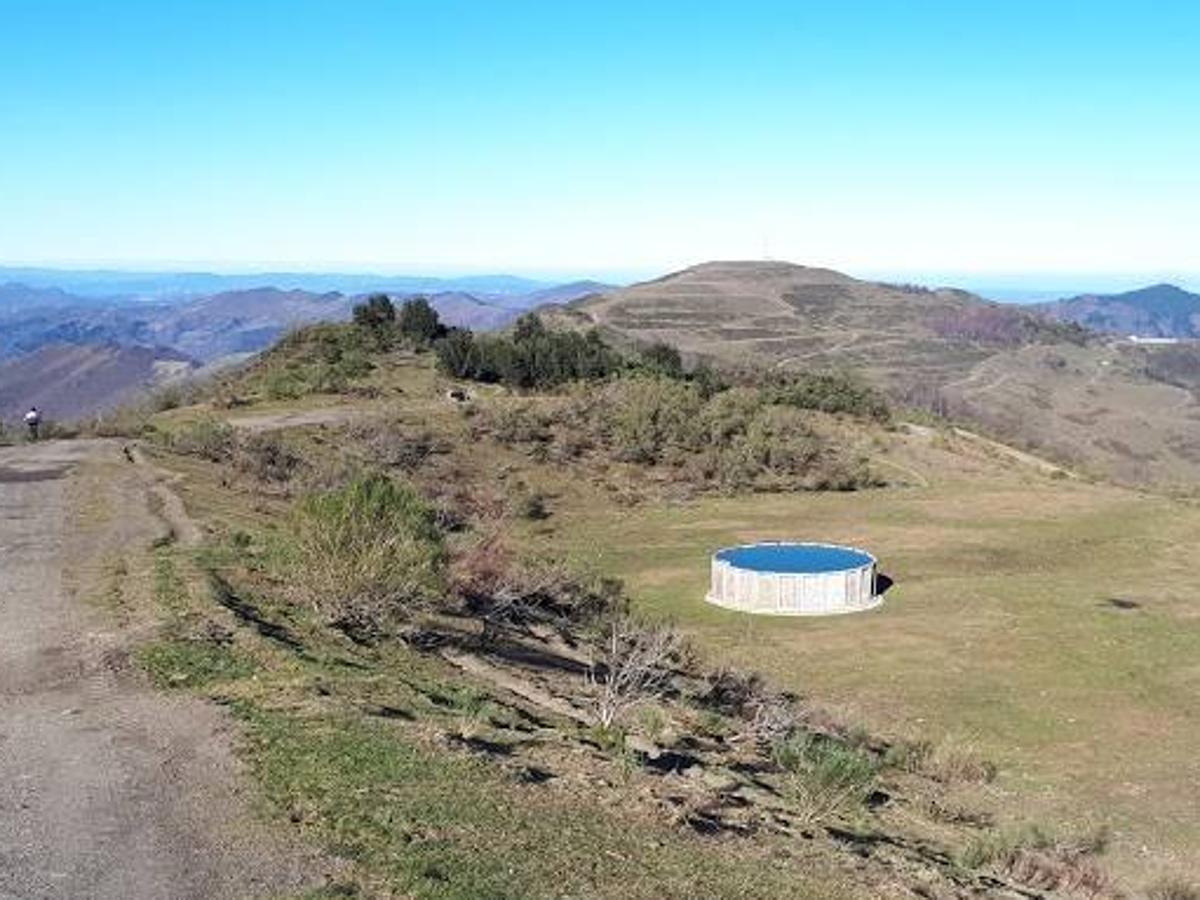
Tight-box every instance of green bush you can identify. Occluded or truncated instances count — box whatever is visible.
[435,315,621,389]
[293,474,446,642]
[770,371,890,421]
[773,732,879,825]
[638,342,684,378]
[605,375,704,464]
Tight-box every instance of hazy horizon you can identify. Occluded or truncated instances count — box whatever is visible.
[3,260,1198,302]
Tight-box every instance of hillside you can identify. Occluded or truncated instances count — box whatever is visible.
[543,261,1200,488]
[1035,283,1200,338]
[0,343,197,422]
[0,282,97,315]
[545,261,1070,394]
[114,321,1200,893]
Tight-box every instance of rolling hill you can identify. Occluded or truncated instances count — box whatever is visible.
[1035,283,1200,338]
[550,261,1200,488]
[0,343,198,422]
[545,260,1076,393]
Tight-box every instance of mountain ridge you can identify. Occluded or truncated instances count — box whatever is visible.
[1035,283,1200,338]
[0,343,198,422]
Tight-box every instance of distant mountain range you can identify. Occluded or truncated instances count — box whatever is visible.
[0,273,613,422]
[0,280,613,364]
[1034,284,1200,338]
[0,266,576,301]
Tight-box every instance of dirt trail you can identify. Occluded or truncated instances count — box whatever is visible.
[0,439,323,900]
[226,406,364,433]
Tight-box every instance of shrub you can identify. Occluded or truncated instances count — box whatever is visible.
[638,342,684,378]
[168,418,237,462]
[770,371,890,421]
[234,432,303,483]
[589,616,686,729]
[451,537,625,641]
[1147,878,1200,900]
[477,398,553,445]
[774,732,879,826]
[959,825,1111,894]
[516,490,549,521]
[604,376,704,464]
[253,324,376,399]
[293,474,446,642]
[922,736,997,784]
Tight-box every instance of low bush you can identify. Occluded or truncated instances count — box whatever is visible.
[922,737,997,784]
[293,474,446,642]
[959,825,1111,894]
[349,415,442,472]
[769,371,891,421]
[451,537,626,641]
[589,615,687,729]
[476,375,878,493]
[515,489,549,521]
[773,732,880,826]
[700,666,769,717]
[233,432,303,484]
[1147,878,1200,900]
[166,418,237,462]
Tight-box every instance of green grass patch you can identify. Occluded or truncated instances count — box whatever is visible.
[138,638,257,689]
[233,703,848,900]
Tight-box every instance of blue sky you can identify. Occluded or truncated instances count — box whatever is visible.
[0,1,1197,285]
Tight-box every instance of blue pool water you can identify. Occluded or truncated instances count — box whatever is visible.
[716,543,873,574]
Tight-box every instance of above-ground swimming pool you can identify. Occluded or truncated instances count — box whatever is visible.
[706,541,881,616]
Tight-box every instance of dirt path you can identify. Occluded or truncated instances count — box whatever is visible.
[226,406,365,432]
[0,439,322,900]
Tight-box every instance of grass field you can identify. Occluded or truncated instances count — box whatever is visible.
[540,431,1200,884]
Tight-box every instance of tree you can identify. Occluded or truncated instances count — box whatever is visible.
[434,329,479,379]
[398,297,446,345]
[512,313,546,344]
[352,294,396,333]
[640,342,684,378]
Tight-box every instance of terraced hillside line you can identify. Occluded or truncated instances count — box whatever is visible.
[0,439,322,900]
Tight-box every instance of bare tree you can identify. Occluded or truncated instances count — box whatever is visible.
[589,617,683,729]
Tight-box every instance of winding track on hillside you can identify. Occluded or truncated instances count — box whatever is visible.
[0,439,321,900]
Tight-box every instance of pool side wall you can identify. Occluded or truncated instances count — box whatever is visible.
[705,542,882,616]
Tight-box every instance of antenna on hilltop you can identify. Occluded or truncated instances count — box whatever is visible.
[762,235,773,261]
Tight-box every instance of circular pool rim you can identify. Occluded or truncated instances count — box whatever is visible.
[705,540,883,617]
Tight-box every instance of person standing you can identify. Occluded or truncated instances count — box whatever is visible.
[24,407,41,441]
